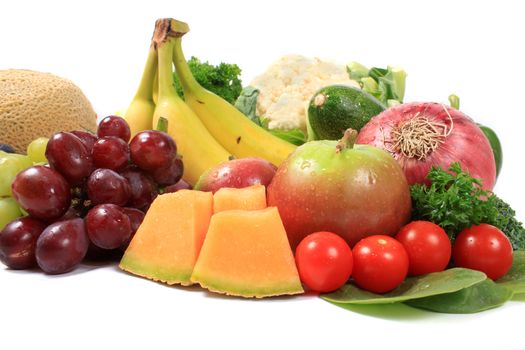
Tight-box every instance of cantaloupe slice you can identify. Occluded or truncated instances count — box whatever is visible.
[191,207,304,298]
[119,190,213,285]
[213,185,267,213]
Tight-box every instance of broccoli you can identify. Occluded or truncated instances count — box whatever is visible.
[173,56,242,104]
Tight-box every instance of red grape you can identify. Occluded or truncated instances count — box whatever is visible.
[70,130,98,154]
[87,168,131,206]
[0,217,47,269]
[151,156,183,186]
[121,207,145,250]
[97,115,131,142]
[130,131,177,171]
[12,166,71,221]
[92,136,130,171]
[35,218,89,274]
[165,179,192,193]
[122,207,145,235]
[45,132,94,185]
[120,169,158,209]
[85,204,132,249]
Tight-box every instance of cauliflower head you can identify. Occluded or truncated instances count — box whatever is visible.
[250,55,360,131]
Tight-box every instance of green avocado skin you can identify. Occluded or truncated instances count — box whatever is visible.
[307,85,385,140]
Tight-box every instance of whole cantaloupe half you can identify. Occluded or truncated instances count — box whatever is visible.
[0,69,97,153]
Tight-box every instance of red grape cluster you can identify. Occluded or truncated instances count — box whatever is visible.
[0,116,191,275]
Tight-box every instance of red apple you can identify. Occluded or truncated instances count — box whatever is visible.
[267,130,412,250]
[195,157,277,193]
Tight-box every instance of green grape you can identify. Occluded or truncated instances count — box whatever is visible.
[27,137,49,164]
[9,154,33,168]
[0,155,32,196]
[0,197,23,230]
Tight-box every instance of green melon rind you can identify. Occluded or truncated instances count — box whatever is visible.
[191,270,304,298]
[120,253,193,286]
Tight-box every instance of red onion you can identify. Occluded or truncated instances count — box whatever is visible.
[356,102,496,190]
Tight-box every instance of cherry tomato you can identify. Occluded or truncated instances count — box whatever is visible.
[395,221,451,276]
[453,223,513,280]
[352,235,409,293]
[295,231,353,293]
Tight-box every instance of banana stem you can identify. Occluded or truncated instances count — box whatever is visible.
[172,37,202,95]
[134,46,158,101]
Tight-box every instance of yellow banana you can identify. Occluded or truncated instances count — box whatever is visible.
[123,45,158,138]
[169,19,296,167]
[152,19,231,185]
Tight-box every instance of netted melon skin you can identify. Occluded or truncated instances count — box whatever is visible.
[0,69,97,153]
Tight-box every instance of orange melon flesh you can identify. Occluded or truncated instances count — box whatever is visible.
[191,207,304,298]
[119,190,213,285]
[213,185,267,213]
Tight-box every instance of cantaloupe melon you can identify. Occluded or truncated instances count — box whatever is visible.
[213,185,267,213]
[191,207,304,298]
[119,190,213,285]
[0,69,97,153]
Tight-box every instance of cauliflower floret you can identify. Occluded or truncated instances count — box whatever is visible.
[250,55,360,131]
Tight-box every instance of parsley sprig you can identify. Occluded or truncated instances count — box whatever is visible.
[411,163,525,249]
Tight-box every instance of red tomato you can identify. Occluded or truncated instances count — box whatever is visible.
[295,231,353,293]
[453,223,513,280]
[352,235,409,293]
[395,221,451,276]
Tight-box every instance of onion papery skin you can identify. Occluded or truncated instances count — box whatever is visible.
[356,102,496,190]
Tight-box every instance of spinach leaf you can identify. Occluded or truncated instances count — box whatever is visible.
[405,279,513,314]
[321,268,485,304]
[496,250,525,294]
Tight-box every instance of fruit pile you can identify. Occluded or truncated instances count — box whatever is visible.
[0,116,188,274]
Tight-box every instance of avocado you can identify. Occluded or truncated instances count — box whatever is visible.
[307,85,385,140]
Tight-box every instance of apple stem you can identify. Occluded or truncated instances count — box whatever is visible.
[336,129,358,153]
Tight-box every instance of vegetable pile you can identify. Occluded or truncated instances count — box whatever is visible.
[1,17,525,316]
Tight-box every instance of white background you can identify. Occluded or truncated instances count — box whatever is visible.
[1,1,525,349]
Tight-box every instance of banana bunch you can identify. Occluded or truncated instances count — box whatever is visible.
[123,18,296,185]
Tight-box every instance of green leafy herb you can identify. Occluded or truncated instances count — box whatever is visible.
[173,56,242,104]
[487,198,525,250]
[347,62,406,106]
[411,163,525,249]
[234,86,306,146]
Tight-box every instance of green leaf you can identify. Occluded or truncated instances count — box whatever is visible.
[321,268,486,304]
[405,279,513,314]
[268,128,306,146]
[348,64,406,106]
[496,251,525,294]
[346,61,370,80]
[234,86,261,124]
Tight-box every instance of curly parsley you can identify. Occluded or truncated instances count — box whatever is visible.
[410,163,525,249]
[173,56,242,104]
